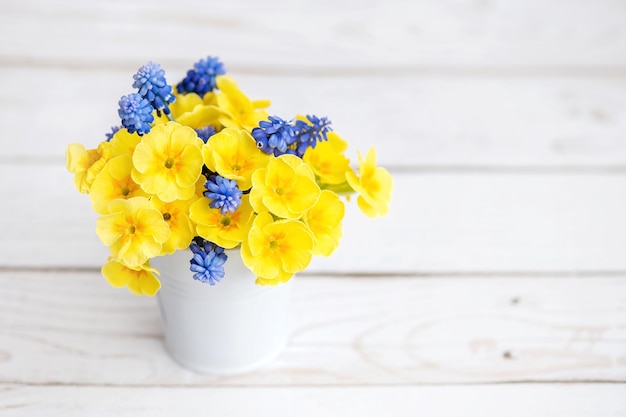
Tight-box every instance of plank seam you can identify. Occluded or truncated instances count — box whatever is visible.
[2,266,626,278]
[3,158,626,175]
[3,57,626,78]
[1,380,625,388]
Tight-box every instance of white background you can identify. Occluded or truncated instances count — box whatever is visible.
[0,0,625,415]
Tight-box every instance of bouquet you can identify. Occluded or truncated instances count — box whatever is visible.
[66,56,392,296]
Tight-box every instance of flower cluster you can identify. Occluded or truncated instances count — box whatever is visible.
[251,115,332,157]
[66,56,393,296]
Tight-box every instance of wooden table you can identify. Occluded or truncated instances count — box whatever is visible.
[1,0,625,415]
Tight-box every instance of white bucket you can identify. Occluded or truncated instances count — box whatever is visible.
[152,248,291,375]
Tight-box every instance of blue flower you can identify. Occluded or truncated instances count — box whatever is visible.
[204,175,242,214]
[195,126,216,143]
[189,240,228,285]
[132,61,175,116]
[105,125,121,141]
[251,116,297,156]
[117,93,154,135]
[177,56,226,96]
[293,115,332,156]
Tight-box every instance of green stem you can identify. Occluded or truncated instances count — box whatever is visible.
[320,181,355,195]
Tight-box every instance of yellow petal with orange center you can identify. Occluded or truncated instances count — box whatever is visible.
[151,196,197,255]
[132,122,203,202]
[242,212,313,282]
[89,154,147,214]
[264,220,313,273]
[96,198,170,268]
[189,196,254,249]
[202,128,270,190]
[251,155,320,219]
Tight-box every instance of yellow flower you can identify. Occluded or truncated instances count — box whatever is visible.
[132,121,204,202]
[101,258,161,296]
[304,190,344,256]
[204,92,219,106]
[89,154,148,214]
[345,148,393,218]
[303,131,350,185]
[250,154,321,220]
[189,196,254,249]
[108,128,141,157]
[216,75,270,131]
[96,197,170,268]
[241,212,313,285]
[202,127,270,190]
[66,141,111,193]
[154,91,222,130]
[160,91,203,118]
[151,196,197,255]
[194,174,208,198]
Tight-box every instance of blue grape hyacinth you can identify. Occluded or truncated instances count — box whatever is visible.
[117,93,154,135]
[252,115,332,157]
[204,175,242,214]
[293,115,332,156]
[177,56,226,96]
[104,126,121,141]
[195,126,216,143]
[189,240,228,285]
[132,61,175,117]
[251,116,297,156]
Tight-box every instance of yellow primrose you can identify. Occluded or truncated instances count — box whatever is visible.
[216,75,270,132]
[203,91,218,106]
[96,197,170,268]
[241,212,313,285]
[202,127,270,190]
[250,154,321,220]
[89,154,148,214]
[194,174,208,198]
[108,128,141,157]
[66,141,112,193]
[189,195,254,249]
[101,258,161,296]
[132,121,204,202]
[303,131,350,185]
[304,190,345,257]
[154,91,223,130]
[345,148,393,218]
[151,196,197,255]
[161,90,204,118]
[254,272,292,287]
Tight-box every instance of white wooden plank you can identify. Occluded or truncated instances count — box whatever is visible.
[1,384,625,417]
[2,164,625,272]
[2,67,626,166]
[1,271,625,385]
[2,0,626,69]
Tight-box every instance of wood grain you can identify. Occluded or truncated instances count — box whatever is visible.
[2,0,626,70]
[2,0,626,413]
[2,68,626,167]
[2,165,624,272]
[1,271,624,385]
[1,384,625,417]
